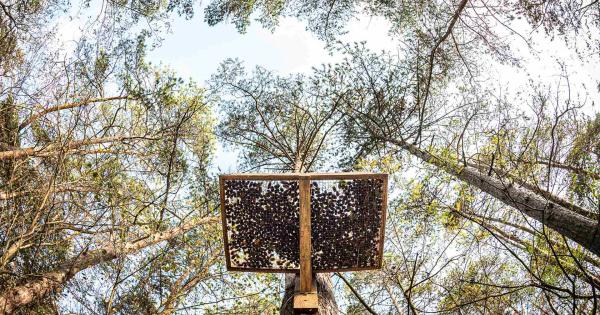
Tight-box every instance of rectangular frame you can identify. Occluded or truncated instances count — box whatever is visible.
[220,172,388,273]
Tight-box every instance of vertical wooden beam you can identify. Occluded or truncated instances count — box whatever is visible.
[219,177,232,270]
[299,178,312,292]
[378,174,388,269]
[295,178,318,312]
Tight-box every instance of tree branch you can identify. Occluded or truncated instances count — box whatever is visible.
[0,216,219,314]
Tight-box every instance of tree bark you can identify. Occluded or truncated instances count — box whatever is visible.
[0,135,163,161]
[389,138,600,257]
[0,135,165,160]
[280,273,338,315]
[18,96,132,130]
[0,216,219,314]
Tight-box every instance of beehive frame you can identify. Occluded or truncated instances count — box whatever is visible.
[219,173,388,273]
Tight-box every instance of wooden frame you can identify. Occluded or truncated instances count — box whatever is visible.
[220,172,388,181]
[219,172,388,274]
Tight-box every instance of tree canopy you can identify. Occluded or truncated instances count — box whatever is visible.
[1,0,599,313]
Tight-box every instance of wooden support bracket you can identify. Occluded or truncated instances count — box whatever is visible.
[293,275,318,313]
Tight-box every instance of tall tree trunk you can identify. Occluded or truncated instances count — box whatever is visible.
[280,274,338,315]
[389,138,600,256]
[0,94,18,181]
[0,216,219,314]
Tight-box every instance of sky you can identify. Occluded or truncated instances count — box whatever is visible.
[146,13,396,80]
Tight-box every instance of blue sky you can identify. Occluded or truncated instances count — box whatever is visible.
[146,12,396,80]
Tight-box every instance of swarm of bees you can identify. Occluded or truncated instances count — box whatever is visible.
[225,180,301,269]
[311,179,384,270]
[223,178,384,271]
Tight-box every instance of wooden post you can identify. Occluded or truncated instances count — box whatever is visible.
[299,178,312,291]
[294,178,318,312]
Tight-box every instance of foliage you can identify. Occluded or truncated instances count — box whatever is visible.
[2,0,600,313]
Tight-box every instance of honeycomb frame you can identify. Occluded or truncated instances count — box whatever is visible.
[219,173,388,273]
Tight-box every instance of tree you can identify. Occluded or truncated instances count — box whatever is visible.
[318,45,599,253]
[210,59,343,314]
[210,44,600,312]
[4,0,600,312]
[0,217,218,314]
[210,59,346,173]
[1,0,222,312]
[325,45,600,312]
[0,63,220,312]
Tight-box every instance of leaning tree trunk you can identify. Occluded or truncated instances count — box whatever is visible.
[389,138,600,257]
[0,216,219,314]
[280,273,338,315]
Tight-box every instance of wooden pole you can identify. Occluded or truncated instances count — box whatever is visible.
[299,178,312,292]
[294,178,318,312]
